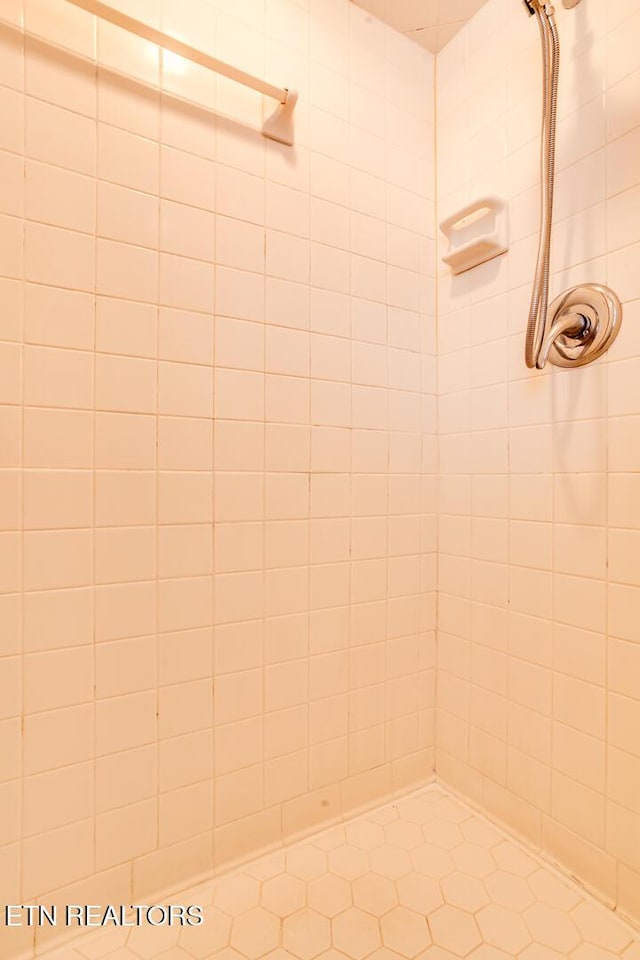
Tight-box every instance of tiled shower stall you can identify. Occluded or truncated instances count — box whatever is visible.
[0,1,437,957]
[435,0,640,922]
[0,0,638,957]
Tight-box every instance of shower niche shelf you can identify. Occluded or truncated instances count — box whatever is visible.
[440,197,509,275]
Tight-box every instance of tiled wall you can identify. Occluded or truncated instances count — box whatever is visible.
[0,0,436,955]
[8,0,640,949]
[436,0,640,927]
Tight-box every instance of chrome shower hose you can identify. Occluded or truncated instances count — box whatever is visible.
[525,2,561,369]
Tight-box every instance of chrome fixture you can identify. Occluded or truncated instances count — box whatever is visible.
[537,284,623,367]
[523,0,621,369]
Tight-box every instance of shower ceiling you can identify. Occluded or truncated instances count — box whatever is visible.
[353,0,487,51]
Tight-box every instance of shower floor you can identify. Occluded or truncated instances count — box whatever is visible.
[48,785,639,960]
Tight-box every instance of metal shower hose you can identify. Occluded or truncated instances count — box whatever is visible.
[525,3,561,369]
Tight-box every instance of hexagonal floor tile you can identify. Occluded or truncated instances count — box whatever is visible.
[384,820,425,851]
[313,827,347,852]
[492,842,538,878]
[207,949,246,960]
[127,923,179,958]
[528,869,582,910]
[468,946,512,960]
[429,905,482,957]
[432,798,473,825]
[422,948,463,960]
[381,906,431,958]
[261,951,298,960]
[451,843,496,880]
[353,872,398,916]
[369,805,399,826]
[80,928,129,958]
[86,949,136,960]
[370,844,413,879]
[460,818,503,850]
[411,843,455,879]
[520,946,565,960]
[179,879,215,908]
[571,945,622,960]
[441,872,490,912]
[45,948,94,960]
[308,873,352,918]
[245,851,286,881]
[571,901,634,953]
[230,908,280,960]
[396,872,443,914]
[286,846,328,881]
[47,784,640,960]
[215,874,261,916]
[485,870,534,912]
[261,873,306,917]
[368,950,408,960]
[283,909,332,960]
[422,820,464,850]
[417,787,448,803]
[524,903,581,953]
[346,820,386,851]
[477,903,531,954]
[328,845,370,880]
[396,797,440,825]
[333,907,382,960]
[179,906,232,958]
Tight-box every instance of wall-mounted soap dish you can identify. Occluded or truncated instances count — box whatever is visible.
[440,196,509,275]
